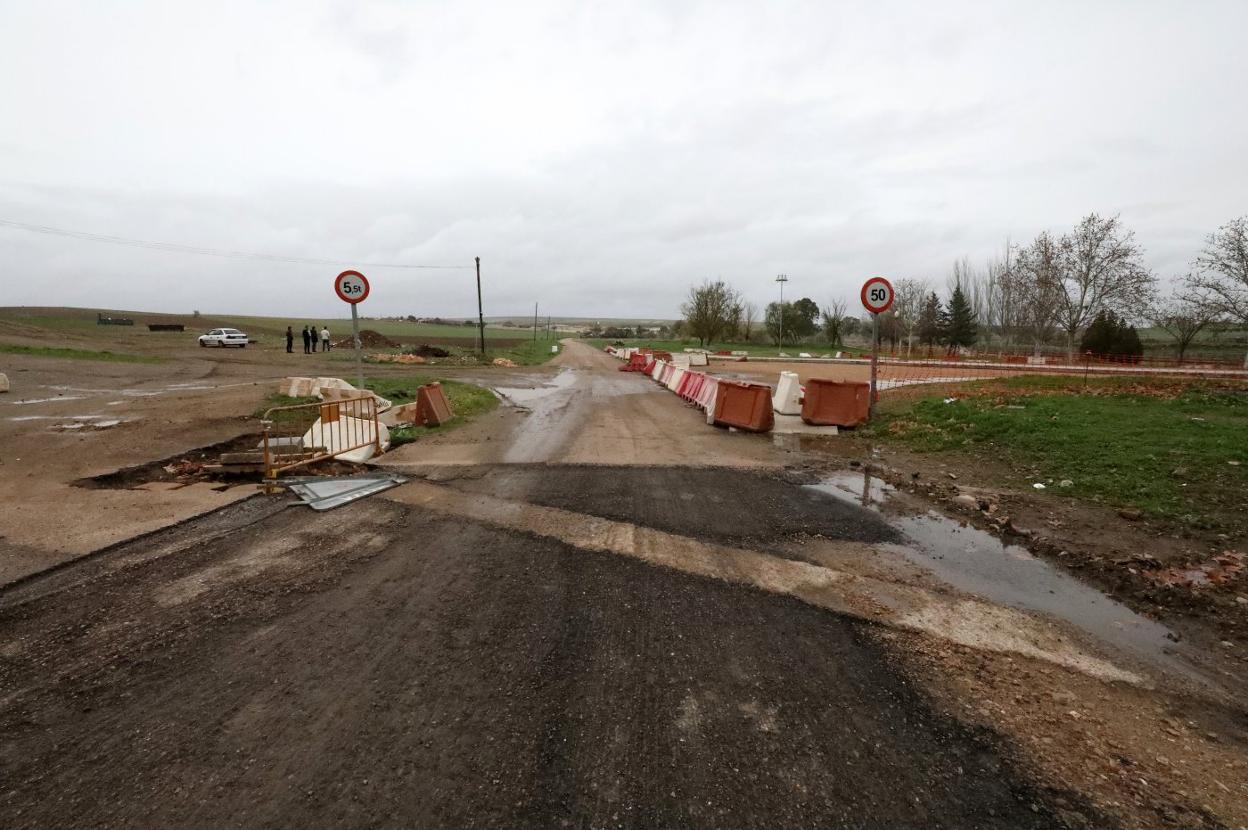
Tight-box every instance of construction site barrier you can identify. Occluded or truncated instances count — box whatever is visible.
[801,379,870,427]
[772,371,802,415]
[416,382,454,426]
[261,395,387,483]
[712,380,775,432]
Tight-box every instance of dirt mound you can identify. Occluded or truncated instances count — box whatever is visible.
[411,344,451,358]
[492,357,518,367]
[333,330,398,349]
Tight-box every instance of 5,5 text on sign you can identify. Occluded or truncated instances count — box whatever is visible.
[860,276,894,315]
[335,270,370,304]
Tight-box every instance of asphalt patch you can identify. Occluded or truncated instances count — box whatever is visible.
[0,501,1098,827]
[441,464,901,549]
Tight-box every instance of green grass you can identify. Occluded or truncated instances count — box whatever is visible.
[869,379,1248,533]
[487,336,564,366]
[371,377,498,446]
[0,343,162,363]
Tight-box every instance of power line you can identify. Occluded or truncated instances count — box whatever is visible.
[0,218,471,269]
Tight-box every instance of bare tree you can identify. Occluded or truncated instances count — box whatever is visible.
[681,280,739,347]
[1011,231,1066,354]
[983,240,1018,347]
[893,278,928,355]
[1151,287,1221,361]
[1054,213,1156,357]
[1187,217,1248,364]
[741,301,758,343]
[820,297,849,347]
[949,257,986,328]
[724,301,744,341]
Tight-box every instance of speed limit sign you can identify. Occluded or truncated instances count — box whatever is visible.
[860,276,894,315]
[335,270,370,304]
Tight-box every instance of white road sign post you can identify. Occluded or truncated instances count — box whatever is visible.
[860,276,895,420]
[335,270,371,389]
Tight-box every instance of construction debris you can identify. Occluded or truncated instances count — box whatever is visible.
[280,473,408,511]
[492,357,518,367]
[371,353,427,364]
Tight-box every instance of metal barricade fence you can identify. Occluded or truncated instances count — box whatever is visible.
[260,395,381,485]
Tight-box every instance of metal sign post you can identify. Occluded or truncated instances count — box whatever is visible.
[335,270,371,390]
[351,303,363,389]
[869,312,880,418]
[860,276,895,420]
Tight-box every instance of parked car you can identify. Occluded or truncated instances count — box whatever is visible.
[198,328,249,348]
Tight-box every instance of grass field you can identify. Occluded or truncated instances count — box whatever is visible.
[869,377,1248,534]
[0,343,162,364]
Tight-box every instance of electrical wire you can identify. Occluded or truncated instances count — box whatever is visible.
[0,218,471,269]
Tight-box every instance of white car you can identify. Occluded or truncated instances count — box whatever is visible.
[198,328,249,348]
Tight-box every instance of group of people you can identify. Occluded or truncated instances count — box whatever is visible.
[285,325,332,354]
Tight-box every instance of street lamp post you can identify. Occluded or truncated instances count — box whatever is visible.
[775,274,789,352]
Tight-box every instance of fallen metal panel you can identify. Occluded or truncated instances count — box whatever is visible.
[281,474,407,511]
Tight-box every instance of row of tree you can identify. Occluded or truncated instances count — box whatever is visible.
[678,214,1248,360]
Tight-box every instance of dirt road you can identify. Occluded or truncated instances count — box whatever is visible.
[2,339,1246,827]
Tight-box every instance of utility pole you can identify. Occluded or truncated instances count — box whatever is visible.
[475,256,486,357]
[533,302,538,346]
[775,273,789,352]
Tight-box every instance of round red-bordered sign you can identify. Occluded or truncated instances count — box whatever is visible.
[335,270,370,304]
[860,276,894,314]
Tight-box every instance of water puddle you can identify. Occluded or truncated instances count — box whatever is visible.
[492,369,580,406]
[806,471,1203,681]
[7,396,87,405]
[9,414,104,422]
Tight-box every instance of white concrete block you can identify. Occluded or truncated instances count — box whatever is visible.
[773,371,802,415]
[0,372,9,393]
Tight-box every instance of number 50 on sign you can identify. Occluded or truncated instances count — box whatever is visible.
[860,276,894,314]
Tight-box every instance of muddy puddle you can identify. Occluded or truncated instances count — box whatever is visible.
[491,368,581,406]
[806,471,1207,683]
[493,369,644,463]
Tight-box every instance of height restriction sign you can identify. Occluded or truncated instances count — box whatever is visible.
[860,276,894,315]
[335,270,370,304]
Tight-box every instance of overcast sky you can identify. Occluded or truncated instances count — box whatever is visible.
[2,0,1246,320]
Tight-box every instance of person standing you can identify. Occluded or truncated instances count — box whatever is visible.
[285,326,294,354]
[309,324,318,353]
[301,325,311,354]
[321,325,331,352]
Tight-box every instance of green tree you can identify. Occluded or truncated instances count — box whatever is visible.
[791,298,820,338]
[764,302,805,346]
[681,279,740,347]
[1080,310,1143,358]
[944,283,979,350]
